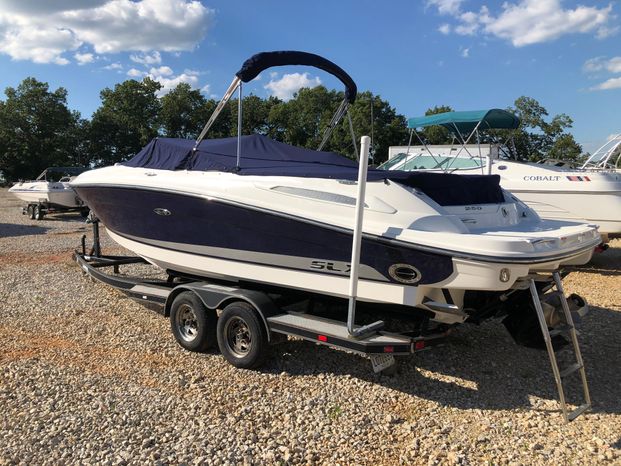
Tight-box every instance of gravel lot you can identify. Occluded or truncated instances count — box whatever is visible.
[1,187,620,465]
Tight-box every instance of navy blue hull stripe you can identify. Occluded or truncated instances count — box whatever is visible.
[75,186,455,285]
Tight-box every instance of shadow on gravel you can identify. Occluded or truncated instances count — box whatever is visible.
[35,213,87,223]
[265,306,621,415]
[0,222,50,238]
[570,244,621,276]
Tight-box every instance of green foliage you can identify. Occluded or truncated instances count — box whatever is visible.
[335,91,409,163]
[0,77,585,180]
[230,95,282,137]
[548,133,584,163]
[420,105,454,145]
[159,83,207,139]
[504,96,581,162]
[89,78,162,166]
[266,86,342,149]
[0,77,85,181]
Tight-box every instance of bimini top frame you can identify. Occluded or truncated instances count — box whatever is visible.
[581,133,621,170]
[402,108,520,175]
[194,51,360,168]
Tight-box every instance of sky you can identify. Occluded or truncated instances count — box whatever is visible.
[0,0,619,154]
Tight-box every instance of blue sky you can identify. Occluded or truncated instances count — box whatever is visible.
[0,0,619,153]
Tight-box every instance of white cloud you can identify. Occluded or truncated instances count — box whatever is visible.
[596,25,620,39]
[591,77,621,90]
[126,63,203,95]
[130,51,161,65]
[483,0,613,47]
[583,56,621,74]
[460,47,470,58]
[0,1,108,15]
[0,0,213,64]
[151,71,200,96]
[429,0,615,47]
[0,21,79,65]
[585,56,621,91]
[127,68,145,77]
[427,0,464,16]
[455,11,479,36]
[74,52,95,65]
[103,62,123,70]
[264,72,322,101]
[438,23,451,35]
[149,65,174,77]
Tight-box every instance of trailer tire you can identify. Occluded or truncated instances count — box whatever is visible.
[27,205,35,219]
[80,208,90,218]
[217,301,268,369]
[33,204,44,220]
[170,291,217,352]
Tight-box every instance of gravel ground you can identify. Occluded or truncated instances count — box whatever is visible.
[1,187,620,465]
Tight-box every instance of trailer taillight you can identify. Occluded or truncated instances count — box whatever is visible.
[384,346,394,353]
[415,341,425,350]
[317,335,327,342]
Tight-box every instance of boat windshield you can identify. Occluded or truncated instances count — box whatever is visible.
[380,154,485,171]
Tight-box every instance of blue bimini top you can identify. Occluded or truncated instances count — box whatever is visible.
[122,134,504,206]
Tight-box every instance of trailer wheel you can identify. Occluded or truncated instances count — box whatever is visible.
[170,291,217,352]
[217,301,268,369]
[27,205,35,219]
[33,204,44,220]
[80,208,90,218]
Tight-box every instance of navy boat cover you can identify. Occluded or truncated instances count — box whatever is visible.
[122,134,504,206]
[236,51,357,103]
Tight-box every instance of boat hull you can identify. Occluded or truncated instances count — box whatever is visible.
[72,183,598,325]
[9,183,81,208]
[74,185,456,287]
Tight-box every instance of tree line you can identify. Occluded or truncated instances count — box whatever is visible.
[0,77,582,181]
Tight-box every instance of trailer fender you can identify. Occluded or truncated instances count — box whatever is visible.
[165,284,280,342]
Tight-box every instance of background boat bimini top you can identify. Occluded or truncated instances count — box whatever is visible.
[122,134,504,206]
[407,109,520,134]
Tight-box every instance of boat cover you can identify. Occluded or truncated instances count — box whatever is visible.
[236,51,357,103]
[407,109,520,134]
[122,134,504,206]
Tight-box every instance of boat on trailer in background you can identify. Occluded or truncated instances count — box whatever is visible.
[9,167,89,220]
[72,52,595,422]
[381,109,621,240]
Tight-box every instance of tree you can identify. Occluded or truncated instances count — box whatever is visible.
[159,83,208,139]
[0,77,83,181]
[330,91,409,162]
[229,94,282,137]
[548,133,583,162]
[506,96,581,161]
[266,86,341,149]
[89,78,162,166]
[419,105,454,145]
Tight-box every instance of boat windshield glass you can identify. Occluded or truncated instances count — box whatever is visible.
[380,153,408,170]
[380,154,485,171]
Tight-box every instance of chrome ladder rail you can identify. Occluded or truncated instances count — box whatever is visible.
[528,272,592,422]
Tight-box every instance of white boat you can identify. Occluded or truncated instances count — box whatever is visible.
[382,110,621,238]
[9,167,88,219]
[71,53,600,327]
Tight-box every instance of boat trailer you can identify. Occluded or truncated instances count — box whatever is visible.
[74,216,592,421]
[74,217,447,374]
